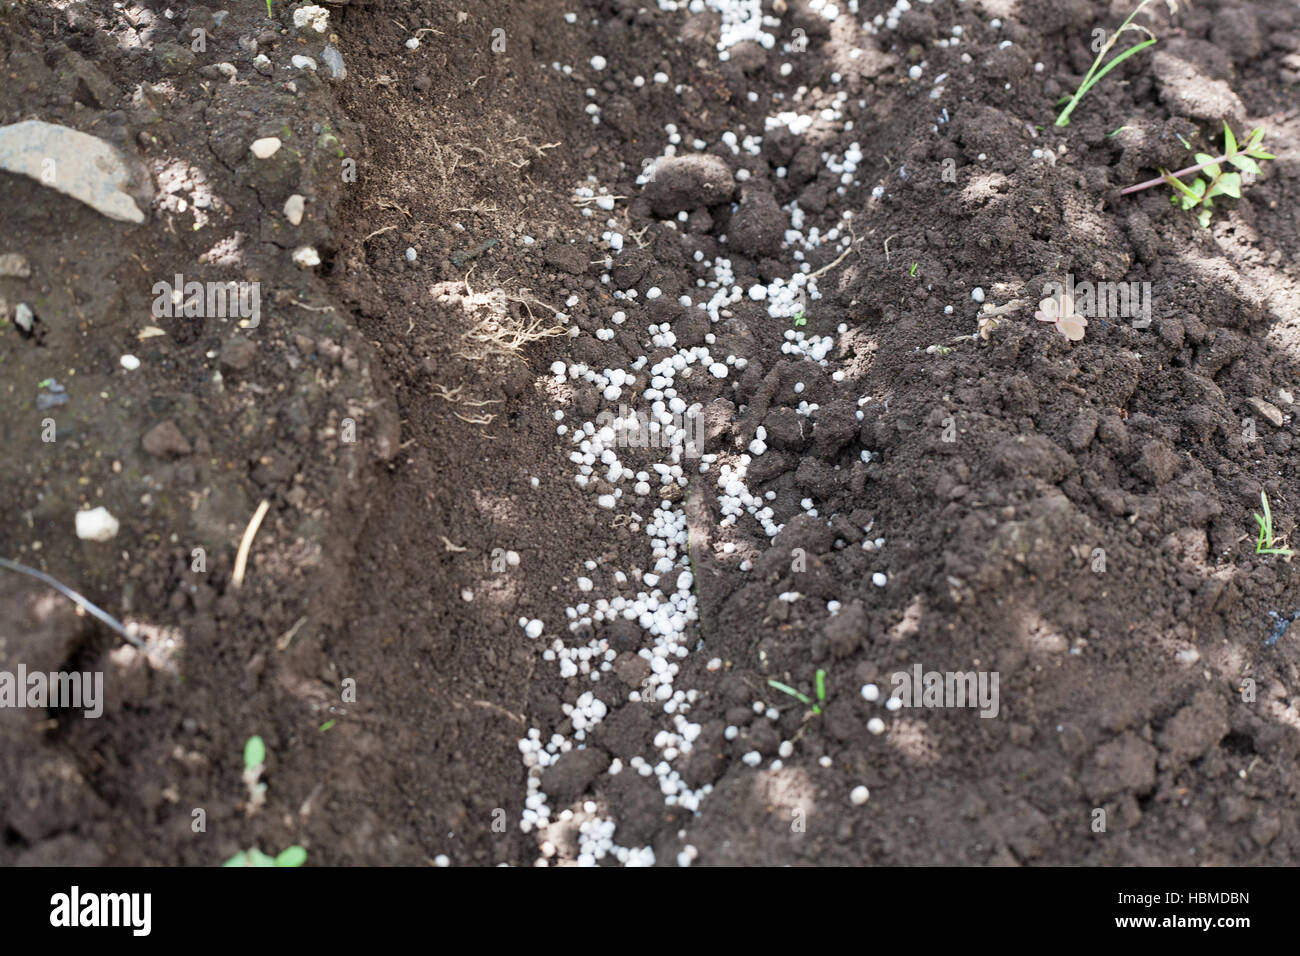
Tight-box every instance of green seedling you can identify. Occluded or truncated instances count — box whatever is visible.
[265,0,273,16]
[223,846,307,868]
[1253,492,1293,558]
[768,668,827,715]
[1055,0,1162,127]
[1121,124,1275,227]
[792,309,807,328]
[909,262,918,277]
[224,737,307,865]
[242,735,268,814]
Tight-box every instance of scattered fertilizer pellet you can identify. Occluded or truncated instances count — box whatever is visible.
[850,786,870,806]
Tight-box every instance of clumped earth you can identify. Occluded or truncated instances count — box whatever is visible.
[2,0,1299,866]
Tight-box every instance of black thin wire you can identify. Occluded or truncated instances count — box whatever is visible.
[0,557,147,650]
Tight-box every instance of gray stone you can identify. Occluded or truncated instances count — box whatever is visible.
[321,45,347,80]
[0,253,30,278]
[0,120,147,223]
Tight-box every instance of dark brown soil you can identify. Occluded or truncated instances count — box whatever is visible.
[2,0,1299,866]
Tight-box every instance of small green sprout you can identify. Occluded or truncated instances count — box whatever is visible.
[265,0,273,17]
[1122,124,1274,227]
[1055,0,1163,127]
[223,845,307,868]
[909,262,918,277]
[242,735,268,814]
[37,378,54,389]
[225,736,307,866]
[767,668,828,715]
[792,310,807,328]
[319,719,336,732]
[1253,492,1293,558]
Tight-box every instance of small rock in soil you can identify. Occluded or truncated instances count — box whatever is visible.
[141,421,192,459]
[0,253,31,278]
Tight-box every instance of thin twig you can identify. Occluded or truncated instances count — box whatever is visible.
[232,500,271,589]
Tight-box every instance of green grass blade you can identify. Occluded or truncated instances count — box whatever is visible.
[1074,38,1157,99]
[767,679,811,705]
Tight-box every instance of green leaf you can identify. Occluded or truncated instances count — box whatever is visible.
[1162,171,1199,201]
[1217,172,1241,198]
[1247,127,1265,150]
[1228,155,1260,175]
[1194,154,1221,178]
[1191,178,1207,198]
[247,849,276,867]
[1246,148,1275,160]
[1222,123,1237,156]
[243,736,266,770]
[766,679,811,706]
[276,846,308,867]
[1076,37,1157,98]
[1197,208,1212,228]
[222,852,248,867]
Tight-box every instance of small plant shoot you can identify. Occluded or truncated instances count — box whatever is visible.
[1055,0,1162,127]
[1122,124,1275,227]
